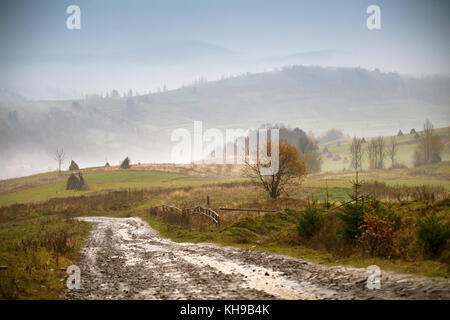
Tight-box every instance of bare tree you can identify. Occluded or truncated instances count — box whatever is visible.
[375,136,386,169]
[387,136,398,168]
[350,137,363,171]
[366,137,386,169]
[422,119,433,162]
[366,139,377,169]
[54,148,66,175]
[414,120,443,166]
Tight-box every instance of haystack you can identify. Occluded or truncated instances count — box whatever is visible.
[66,173,87,190]
[397,130,404,136]
[69,160,79,171]
[410,128,416,134]
[105,162,110,167]
[120,157,131,169]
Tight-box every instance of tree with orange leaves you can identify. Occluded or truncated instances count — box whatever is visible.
[243,139,306,199]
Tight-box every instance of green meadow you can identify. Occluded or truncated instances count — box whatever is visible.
[0,170,245,206]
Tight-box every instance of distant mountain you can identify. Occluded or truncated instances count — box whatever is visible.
[2,40,236,65]
[0,65,449,179]
[266,50,352,66]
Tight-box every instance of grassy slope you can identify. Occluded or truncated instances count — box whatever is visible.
[0,170,245,206]
[1,161,448,206]
[320,127,450,172]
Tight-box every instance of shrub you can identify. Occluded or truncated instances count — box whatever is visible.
[297,207,324,239]
[336,174,372,242]
[336,201,369,242]
[358,211,402,258]
[416,213,450,258]
[360,182,446,202]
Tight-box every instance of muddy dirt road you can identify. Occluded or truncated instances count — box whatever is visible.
[64,217,449,300]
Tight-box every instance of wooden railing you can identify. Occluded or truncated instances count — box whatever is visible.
[161,204,183,213]
[159,205,280,226]
[218,207,278,213]
[184,206,220,225]
[160,204,220,225]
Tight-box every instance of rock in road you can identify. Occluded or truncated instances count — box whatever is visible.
[64,217,450,300]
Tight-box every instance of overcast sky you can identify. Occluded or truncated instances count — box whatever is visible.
[1,0,449,99]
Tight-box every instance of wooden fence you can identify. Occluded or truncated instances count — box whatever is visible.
[218,208,278,213]
[159,205,280,227]
[161,204,220,225]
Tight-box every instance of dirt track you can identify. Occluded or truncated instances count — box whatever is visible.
[64,217,450,300]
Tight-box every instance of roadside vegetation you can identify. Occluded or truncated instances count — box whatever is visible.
[144,179,450,278]
[0,216,90,299]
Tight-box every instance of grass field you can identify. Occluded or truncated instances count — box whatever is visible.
[0,216,91,299]
[0,170,246,206]
[1,159,449,207]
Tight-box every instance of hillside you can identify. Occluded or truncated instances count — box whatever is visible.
[319,126,450,172]
[1,66,449,179]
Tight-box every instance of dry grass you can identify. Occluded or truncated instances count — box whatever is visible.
[0,216,91,299]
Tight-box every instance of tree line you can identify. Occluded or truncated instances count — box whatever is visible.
[350,120,443,171]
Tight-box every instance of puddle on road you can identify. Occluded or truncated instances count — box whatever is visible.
[181,255,325,300]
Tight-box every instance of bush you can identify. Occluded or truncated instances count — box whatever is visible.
[417,213,450,258]
[297,207,324,239]
[336,201,371,243]
[358,211,402,258]
[360,182,446,202]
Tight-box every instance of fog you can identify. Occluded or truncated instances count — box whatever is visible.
[0,0,449,179]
